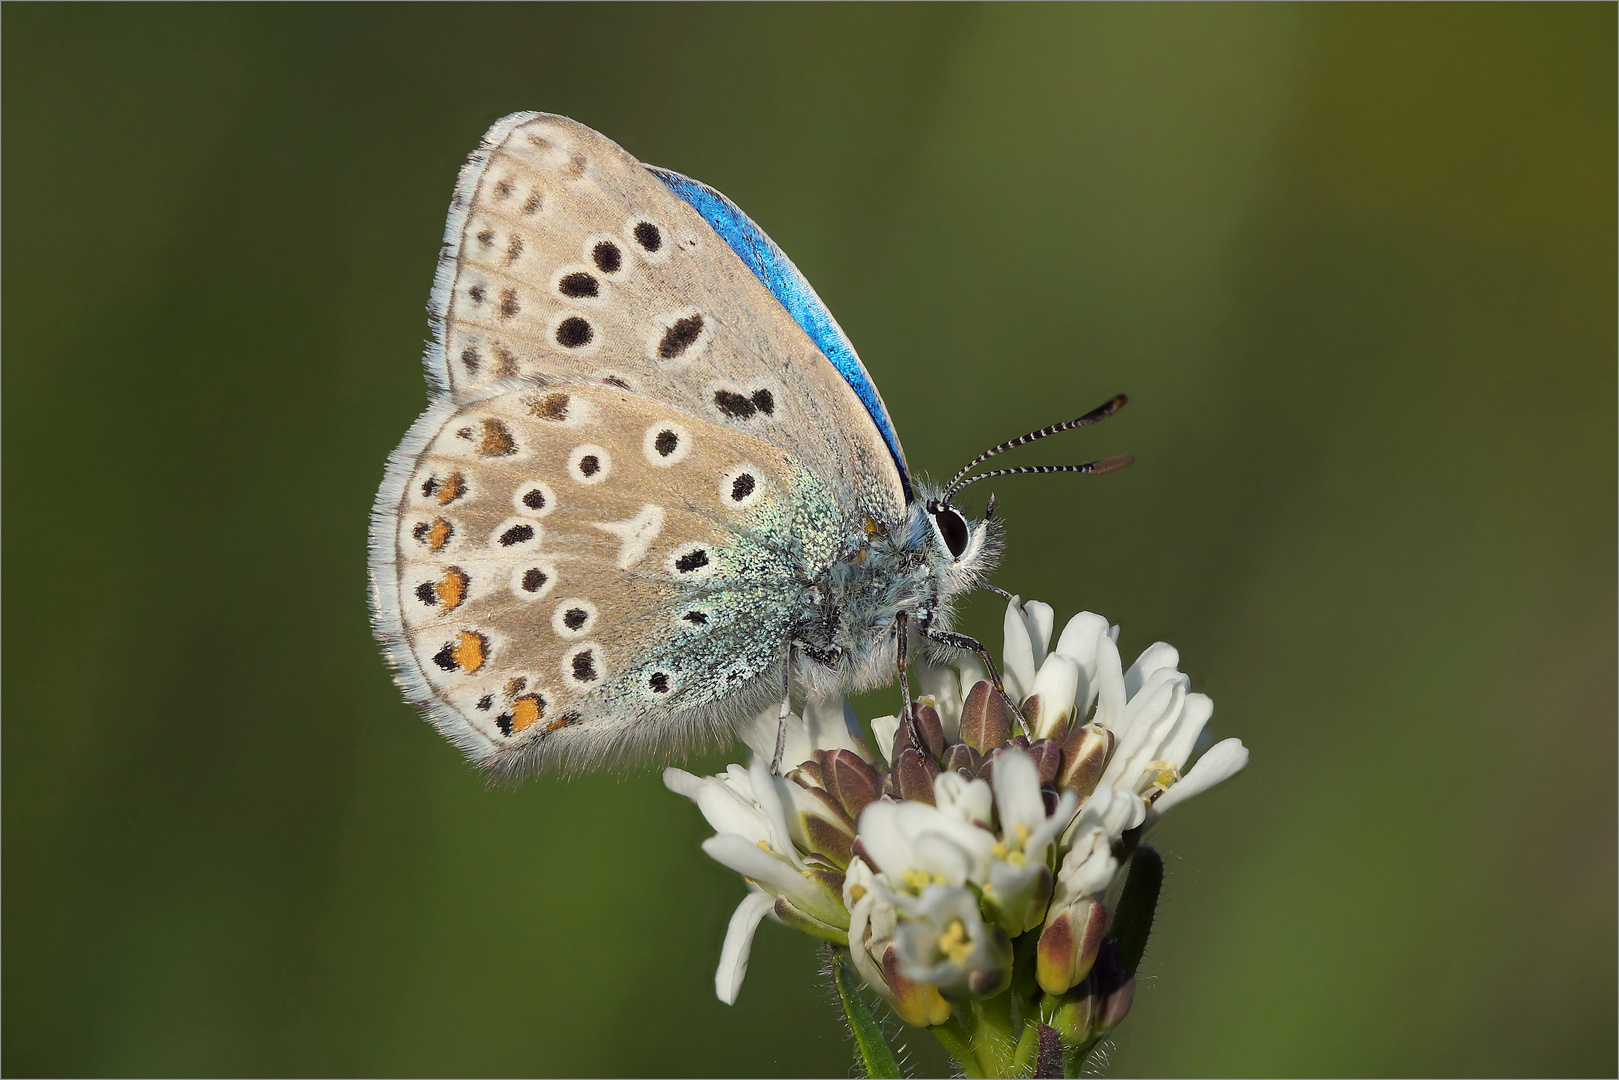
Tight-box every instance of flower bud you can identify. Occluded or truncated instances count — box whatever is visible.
[1037,898,1108,995]
[773,894,849,945]
[940,741,980,777]
[892,747,939,805]
[783,778,856,867]
[959,680,1012,753]
[823,748,884,821]
[1046,984,1096,1048]
[882,944,953,1026]
[1057,723,1113,796]
[1027,739,1062,786]
[1024,655,1081,741]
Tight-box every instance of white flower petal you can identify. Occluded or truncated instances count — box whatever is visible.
[1054,611,1110,667]
[916,661,964,740]
[804,696,868,757]
[956,654,990,702]
[1124,642,1180,698]
[740,703,812,770]
[702,833,805,895]
[1028,654,1081,739]
[1154,738,1248,814]
[1092,633,1127,733]
[1029,789,1079,855]
[663,767,705,801]
[1157,692,1214,772]
[715,890,775,1005]
[869,714,900,764]
[992,747,1046,835]
[1022,600,1055,666]
[749,757,804,867]
[694,780,772,845]
[933,771,993,826]
[1055,826,1119,902]
[1002,596,1038,703]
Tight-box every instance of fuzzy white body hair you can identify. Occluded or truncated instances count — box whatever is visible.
[791,480,1003,700]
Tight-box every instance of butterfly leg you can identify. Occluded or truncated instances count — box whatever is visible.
[770,645,793,774]
[919,620,1007,695]
[895,612,922,750]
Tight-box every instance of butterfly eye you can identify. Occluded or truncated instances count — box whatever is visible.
[931,505,970,560]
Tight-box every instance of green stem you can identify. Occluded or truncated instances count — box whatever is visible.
[966,994,1021,1076]
[1010,1020,1040,1075]
[831,948,902,1079]
[931,1014,984,1079]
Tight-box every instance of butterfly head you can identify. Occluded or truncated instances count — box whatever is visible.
[916,487,1003,599]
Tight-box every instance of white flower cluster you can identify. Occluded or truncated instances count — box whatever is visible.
[665,599,1247,1036]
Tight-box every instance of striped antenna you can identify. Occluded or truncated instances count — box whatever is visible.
[942,394,1129,500]
[946,454,1135,498]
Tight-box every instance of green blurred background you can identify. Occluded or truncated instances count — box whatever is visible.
[4,4,1614,1076]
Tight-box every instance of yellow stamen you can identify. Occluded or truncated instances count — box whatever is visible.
[938,919,973,965]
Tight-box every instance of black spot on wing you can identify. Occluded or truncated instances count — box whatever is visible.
[593,241,622,273]
[558,272,598,298]
[657,314,704,359]
[633,221,662,252]
[713,390,756,419]
[556,317,593,349]
[499,523,535,547]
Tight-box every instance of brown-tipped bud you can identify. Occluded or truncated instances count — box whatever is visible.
[797,755,829,789]
[850,837,879,874]
[1037,899,1109,995]
[1057,724,1113,797]
[1027,739,1062,786]
[914,703,946,760]
[1025,655,1082,742]
[940,742,981,777]
[803,813,855,868]
[960,680,1012,753]
[884,945,953,1026]
[773,894,849,945]
[893,747,938,805]
[825,748,884,822]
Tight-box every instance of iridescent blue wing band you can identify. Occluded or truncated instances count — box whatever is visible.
[648,167,913,500]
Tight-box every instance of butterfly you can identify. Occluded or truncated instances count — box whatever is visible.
[368,112,1130,778]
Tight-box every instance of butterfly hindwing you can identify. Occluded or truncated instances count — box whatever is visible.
[371,381,842,773]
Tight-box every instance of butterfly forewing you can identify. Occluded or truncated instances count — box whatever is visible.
[428,112,903,512]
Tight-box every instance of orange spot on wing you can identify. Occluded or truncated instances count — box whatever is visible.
[511,694,545,733]
[427,518,452,551]
[478,418,516,456]
[451,631,486,673]
[436,472,465,505]
[435,567,469,612]
[545,709,581,733]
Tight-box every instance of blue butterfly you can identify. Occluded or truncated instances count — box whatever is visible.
[368,113,1129,776]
